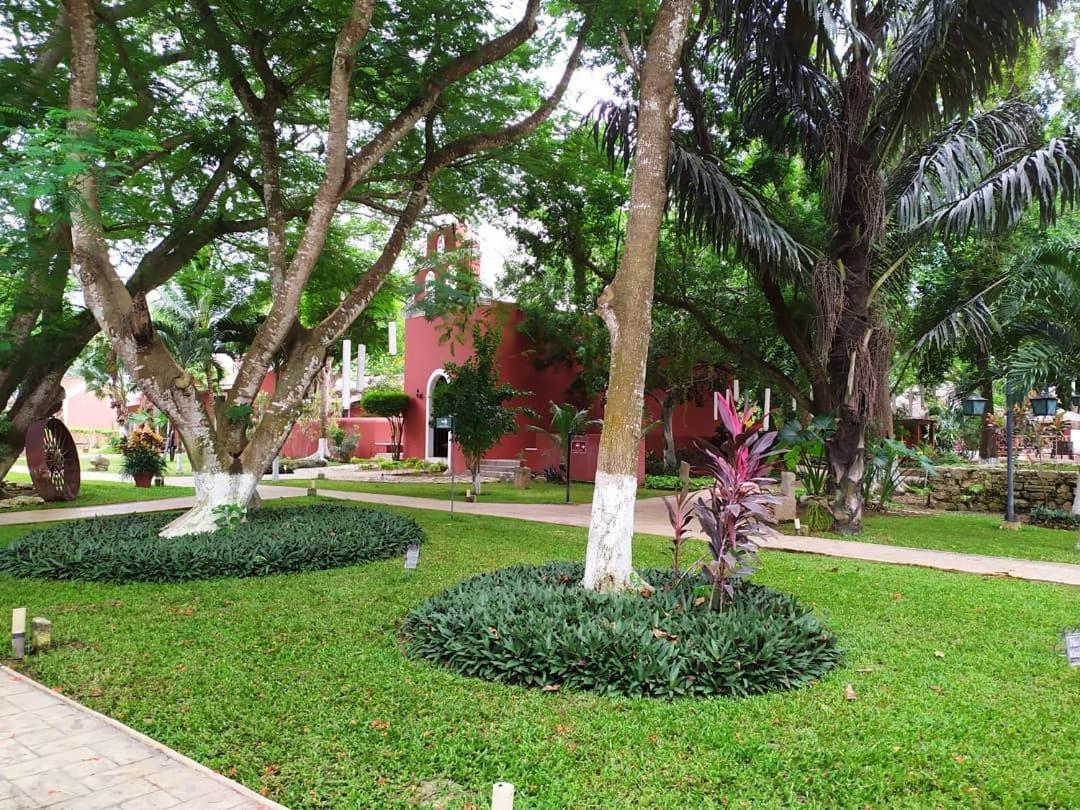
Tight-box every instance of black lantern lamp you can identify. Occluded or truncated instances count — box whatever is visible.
[961,393,989,418]
[1071,392,1080,410]
[1030,391,1058,418]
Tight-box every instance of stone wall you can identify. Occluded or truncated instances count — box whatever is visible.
[915,466,1078,513]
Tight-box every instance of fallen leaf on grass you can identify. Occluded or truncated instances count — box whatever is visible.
[370,719,390,730]
[934,650,945,658]
[855,667,875,673]
[541,684,560,693]
[929,685,944,695]
[844,684,858,701]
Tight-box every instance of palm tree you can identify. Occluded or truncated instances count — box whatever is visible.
[598,0,1080,531]
[529,401,601,503]
[997,238,1080,396]
[152,257,248,392]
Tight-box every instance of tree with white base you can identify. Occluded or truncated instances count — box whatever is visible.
[582,0,695,592]
[63,0,588,536]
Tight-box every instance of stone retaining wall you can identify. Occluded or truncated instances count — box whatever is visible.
[916,466,1078,513]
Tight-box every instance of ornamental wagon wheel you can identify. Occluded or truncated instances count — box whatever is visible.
[25,418,81,501]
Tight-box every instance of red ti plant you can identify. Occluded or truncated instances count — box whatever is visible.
[695,391,781,609]
[663,461,696,574]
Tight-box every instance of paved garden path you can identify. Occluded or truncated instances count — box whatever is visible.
[1,485,1077,586]
[0,668,286,810]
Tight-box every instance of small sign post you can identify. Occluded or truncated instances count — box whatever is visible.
[405,542,420,570]
[435,416,455,518]
[1065,631,1080,666]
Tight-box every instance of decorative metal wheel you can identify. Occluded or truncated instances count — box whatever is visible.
[25,418,81,501]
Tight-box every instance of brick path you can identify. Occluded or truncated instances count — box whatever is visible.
[0,668,286,810]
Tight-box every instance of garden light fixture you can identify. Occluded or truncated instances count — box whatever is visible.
[961,393,989,418]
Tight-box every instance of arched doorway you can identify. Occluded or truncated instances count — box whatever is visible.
[425,369,450,461]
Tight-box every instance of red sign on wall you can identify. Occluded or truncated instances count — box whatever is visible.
[570,438,587,455]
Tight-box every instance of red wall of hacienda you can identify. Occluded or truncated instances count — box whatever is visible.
[400,224,647,482]
[279,417,392,460]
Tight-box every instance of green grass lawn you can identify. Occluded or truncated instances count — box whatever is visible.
[2,499,1078,807]
[1,473,194,511]
[274,477,669,504]
[785,510,1079,565]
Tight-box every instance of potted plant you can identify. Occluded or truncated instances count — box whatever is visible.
[118,424,167,488]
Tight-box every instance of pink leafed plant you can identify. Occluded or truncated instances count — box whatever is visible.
[693,390,781,609]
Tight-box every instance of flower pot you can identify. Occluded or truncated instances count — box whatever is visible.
[133,472,154,488]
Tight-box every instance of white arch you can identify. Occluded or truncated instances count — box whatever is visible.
[424,367,448,460]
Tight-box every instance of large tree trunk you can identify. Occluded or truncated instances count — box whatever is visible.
[583,0,694,592]
[0,371,66,481]
[159,470,262,536]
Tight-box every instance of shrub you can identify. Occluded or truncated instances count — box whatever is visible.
[404,562,841,699]
[645,473,713,490]
[0,504,424,583]
[361,387,410,461]
[283,457,328,469]
[1029,507,1080,530]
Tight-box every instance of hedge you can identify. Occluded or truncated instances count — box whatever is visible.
[645,473,714,491]
[404,562,841,699]
[0,504,423,584]
[1029,506,1080,530]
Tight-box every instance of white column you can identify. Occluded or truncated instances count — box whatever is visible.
[356,343,366,392]
[341,339,352,416]
[732,378,740,403]
[763,387,771,430]
[388,321,398,356]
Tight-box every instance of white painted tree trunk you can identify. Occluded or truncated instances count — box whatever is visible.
[1072,471,1079,516]
[582,471,637,591]
[581,0,693,592]
[159,471,261,537]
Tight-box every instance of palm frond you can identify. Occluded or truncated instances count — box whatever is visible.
[911,279,1005,353]
[886,99,1042,230]
[668,147,813,278]
[1005,336,1079,398]
[913,131,1080,240]
[709,0,842,156]
[870,0,1057,157]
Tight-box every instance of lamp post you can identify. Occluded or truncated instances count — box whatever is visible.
[962,392,1018,526]
[1003,396,1017,526]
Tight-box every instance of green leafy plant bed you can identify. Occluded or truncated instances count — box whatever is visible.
[404,562,841,699]
[0,504,423,583]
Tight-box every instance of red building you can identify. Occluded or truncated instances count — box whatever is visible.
[399,224,725,481]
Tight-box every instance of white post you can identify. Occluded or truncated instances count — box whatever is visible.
[763,387,771,430]
[11,608,26,659]
[356,343,366,392]
[175,452,184,475]
[388,321,398,356]
[732,379,740,402]
[272,457,280,482]
[341,339,352,417]
[491,782,515,810]
[712,391,719,421]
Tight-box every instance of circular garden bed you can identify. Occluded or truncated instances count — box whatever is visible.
[0,504,423,583]
[404,562,841,699]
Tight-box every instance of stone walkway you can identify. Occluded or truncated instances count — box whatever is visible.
[0,668,286,810]
[3,485,1076,586]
